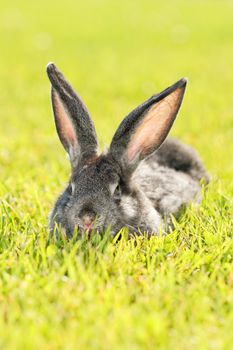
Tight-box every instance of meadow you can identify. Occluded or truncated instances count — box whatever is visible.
[0,0,233,349]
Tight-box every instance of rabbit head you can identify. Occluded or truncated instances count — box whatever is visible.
[47,63,187,237]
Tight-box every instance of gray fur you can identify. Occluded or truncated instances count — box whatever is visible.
[47,63,208,238]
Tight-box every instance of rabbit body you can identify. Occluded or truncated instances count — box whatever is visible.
[47,64,208,237]
[135,137,208,218]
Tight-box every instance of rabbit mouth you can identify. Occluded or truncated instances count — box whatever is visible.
[75,216,105,237]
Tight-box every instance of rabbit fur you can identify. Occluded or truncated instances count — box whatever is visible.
[46,63,208,238]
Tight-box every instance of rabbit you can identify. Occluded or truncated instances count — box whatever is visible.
[46,63,209,238]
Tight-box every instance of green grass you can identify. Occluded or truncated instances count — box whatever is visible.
[0,0,233,349]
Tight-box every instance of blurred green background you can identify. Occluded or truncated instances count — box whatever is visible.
[0,1,233,349]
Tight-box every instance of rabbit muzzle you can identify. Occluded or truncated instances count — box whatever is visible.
[81,214,94,232]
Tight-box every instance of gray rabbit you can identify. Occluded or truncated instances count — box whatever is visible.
[47,63,209,238]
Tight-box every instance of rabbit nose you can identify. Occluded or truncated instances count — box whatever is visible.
[82,214,94,231]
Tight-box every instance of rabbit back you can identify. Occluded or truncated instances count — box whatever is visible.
[134,138,208,217]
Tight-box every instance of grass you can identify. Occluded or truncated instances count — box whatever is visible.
[0,0,233,349]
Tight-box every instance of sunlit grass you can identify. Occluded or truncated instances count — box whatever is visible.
[0,0,232,349]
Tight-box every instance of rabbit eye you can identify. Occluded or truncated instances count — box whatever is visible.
[109,181,122,200]
[115,184,120,193]
[114,184,121,198]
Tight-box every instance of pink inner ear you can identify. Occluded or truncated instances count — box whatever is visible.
[127,87,183,163]
[52,90,78,152]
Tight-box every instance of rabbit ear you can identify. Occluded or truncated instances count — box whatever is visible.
[109,78,187,174]
[47,63,98,168]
